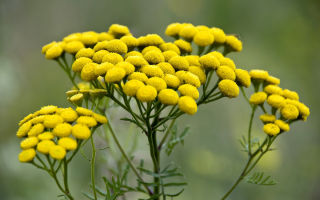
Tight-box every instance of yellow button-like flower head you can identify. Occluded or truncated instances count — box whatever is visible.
[199,54,220,70]
[140,65,164,78]
[116,61,135,75]
[185,55,200,67]
[183,72,201,88]
[105,39,128,54]
[174,39,192,53]
[259,114,276,123]
[249,92,267,105]
[219,57,236,70]
[95,62,114,76]
[147,77,167,92]
[20,137,39,149]
[59,108,78,122]
[193,31,214,46]
[158,89,179,105]
[169,56,189,71]
[58,137,78,151]
[28,123,45,136]
[102,52,124,64]
[72,57,93,72]
[178,96,197,115]
[45,44,63,59]
[37,140,55,154]
[123,80,145,96]
[225,35,242,52]
[93,41,109,52]
[77,116,97,127]
[98,32,115,41]
[235,69,251,88]
[19,148,36,162]
[216,66,236,81]
[179,24,198,41]
[136,85,157,102]
[144,50,165,64]
[72,124,91,140]
[53,123,73,137]
[159,43,180,55]
[210,27,226,43]
[42,41,57,54]
[124,51,143,59]
[38,132,54,140]
[125,56,148,67]
[274,120,290,132]
[49,145,66,160]
[165,23,183,37]
[105,67,126,83]
[163,50,179,62]
[75,48,95,59]
[64,41,85,54]
[81,31,98,46]
[249,69,269,80]
[280,104,299,120]
[267,94,285,109]
[43,115,64,128]
[218,80,239,98]
[93,50,109,63]
[266,75,280,85]
[81,63,98,81]
[142,46,161,55]
[178,84,199,100]
[128,72,149,83]
[157,62,175,75]
[188,66,206,84]
[120,35,138,48]
[17,121,32,138]
[109,24,130,37]
[164,74,181,88]
[283,89,299,100]
[263,123,280,136]
[92,113,108,124]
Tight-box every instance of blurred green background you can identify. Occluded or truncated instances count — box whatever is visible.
[1,0,319,199]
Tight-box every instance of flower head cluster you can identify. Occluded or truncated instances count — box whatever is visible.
[17,105,107,162]
[248,70,310,136]
[42,23,251,115]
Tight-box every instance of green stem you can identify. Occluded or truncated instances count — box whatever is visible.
[90,135,98,200]
[158,118,176,150]
[63,158,71,197]
[248,106,257,155]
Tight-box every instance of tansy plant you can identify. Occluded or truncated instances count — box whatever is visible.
[16,23,310,200]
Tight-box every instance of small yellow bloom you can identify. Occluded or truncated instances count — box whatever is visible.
[19,113,34,126]
[208,51,224,60]
[92,50,109,63]
[216,66,236,81]
[183,72,201,88]
[274,120,290,132]
[116,61,135,75]
[75,48,95,59]
[196,25,210,32]
[98,32,114,41]
[128,72,149,83]
[93,41,109,52]
[102,52,124,65]
[45,44,63,59]
[136,85,158,102]
[120,35,138,48]
[63,33,81,43]
[53,123,73,137]
[210,27,226,43]
[30,115,46,124]
[283,89,299,100]
[158,89,179,105]
[16,121,32,138]
[164,74,181,88]
[218,79,239,98]
[72,57,93,72]
[125,56,148,67]
[296,102,310,120]
[174,39,192,53]
[72,124,91,139]
[264,85,283,95]
[162,50,179,62]
[77,116,97,127]
[188,66,206,84]
[42,41,57,54]
[20,137,39,149]
[235,69,251,88]
[260,114,276,123]
[49,145,67,160]
[219,57,236,70]
[175,70,187,82]
[105,67,126,83]
[69,93,84,105]
[64,41,85,54]
[123,80,145,96]
[37,140,55,154]
[38,132,54,140]
[140,65,164,78]
[39,105,58,115]
[169,56,189,71]
[165,23,183,37]
[92,113,108,124]
[249,69,269,80]
[267,94,285,109]
[138,34,164,46]
[142,46,162,55]
[178,96,197,115]
[124,51,143,59]
[95,62,114,76]
[147,77,167,92]
[178,84,199,99]
[263,123,280,136]
[266,75,280,85]
[199,54,220,70]
[81,63,98,81]
[179,24,198,41]
[249,92,267,105]
[109,24,130,37]
[225,35,242,52]
[19,148,36,162]
[43,115,64,128]
[28,123,45,136]
[81,31,98,46]
[280,104,299,120]
[193,31,214,46]
[159,43,180,55]
[105,39,128,55]
[157,62,175,75]
[185,55,201,67]
[58,137,78,151]
[144,50,165,64]
[76,107,93,116]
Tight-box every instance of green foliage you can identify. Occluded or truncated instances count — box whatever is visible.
[245,172,277,186]
[165,125,190,156]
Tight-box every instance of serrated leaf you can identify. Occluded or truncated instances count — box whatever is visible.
[246,172,277,186]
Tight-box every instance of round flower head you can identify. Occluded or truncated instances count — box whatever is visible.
[183,72,201,88]
[140,65,164,78]
[199,54,220,70]
[28,123,45,136]
[39,105,58,115]
[193,31,214,46]
[174,39,192,53]
[235,69,251,88]
[105,67,126,83]
[275,120,290,132]
[125,56,148,67]
[159,43,180,54]
[19,148,36,162]
[72,57,93,72]
[185,55,201,67]
[102,53,124,64]
[178,96,197,115]
[249,69,269,80]
[138,34,164,46]
[280,104,299,120]
[43,115,64,128]
[20,137,39,149]
[109,24,130,37]
[179,24,198,41]
[92,113,108,124]
[164,74,181,88]
[249,92,267,105]
[95,62,114,76]
[196,25,210,32]
[142,46,161,55]
[188,66,206,84]
[123,80,145,96]
[165,23,183,37]
[99,32,115,41]
[72,124,91,139]
[147,77,167,92]
[38,132,54,140]
[53,123,73,137]
[105,39,128,54]
[264,85,283,95]
[225,35,242,52]
[136,85,157,102]
[219,57,236,70]
[178,84,199,99]
[128,72,148,83]
[81,31,98,46]
[45,44,63,59]
[144,50,165,64]
[296,102,310,120]
[63,32,81,43]
[260,114,276,123]
[120,35,138,48]
[163,50,179,62]
[42,41,57,54]
[116,61,135,75]
[169,56,189,71]
[124,51,143,59]
[210,27,226,43]
[266,75,280,85]
[17,121,32,138]
[267,94,285,109]
[283,89,299,100]
[77,116,97,127]
[263,123,280,136]
[75,48,95,59]
[216,66,236,81]
[64,41,85,54]
[58,137,78,151]
[175,70,187,82]
[77,82,91,90]
[93,41,109,52]
[157,62,175,75]
[69,93,83,106]
[158,89,179,105]
[218,79,239,98]
[37,140,55,154]
[93,50,109,63]
[49,145,67,160]
[81,63,98,81]
[208,51,224,60]
[76,107,93,116]
[19,113,34,126]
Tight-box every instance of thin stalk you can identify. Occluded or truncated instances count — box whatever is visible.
[90,135,98,200]
[248,106,257,155]
[158,118,176,150]
[63,158,71,197]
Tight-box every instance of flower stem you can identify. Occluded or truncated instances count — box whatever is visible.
[158,118,176,151]
[90,135,98,200]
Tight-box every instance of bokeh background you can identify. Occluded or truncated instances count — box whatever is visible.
[0,0,319,199]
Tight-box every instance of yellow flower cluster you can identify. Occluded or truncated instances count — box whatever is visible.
[248,70,310,136]
[42,23,251,115]
[17,105,107,163]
